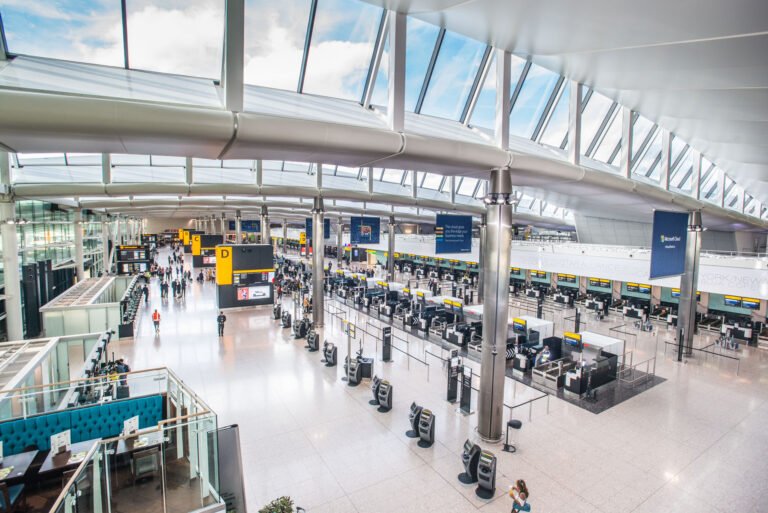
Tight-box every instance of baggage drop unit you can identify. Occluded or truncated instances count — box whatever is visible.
[376,281,405,318]
[510,316,556,374]
[562,332,623,397]
[445,304,483,349]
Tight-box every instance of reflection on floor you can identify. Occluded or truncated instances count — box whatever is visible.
[112,248,768,513]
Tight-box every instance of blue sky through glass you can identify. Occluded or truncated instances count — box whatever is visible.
[244,0,311,89]
[539,81,569,147]
[1,0,123,66]
[303,0,382,101]
[509,62,559,139]
[468,53,496,129]
[420,30,485,120]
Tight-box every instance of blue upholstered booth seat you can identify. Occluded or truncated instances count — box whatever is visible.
[0,395,163,455]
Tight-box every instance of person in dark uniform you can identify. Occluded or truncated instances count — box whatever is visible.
[217,311,227,337]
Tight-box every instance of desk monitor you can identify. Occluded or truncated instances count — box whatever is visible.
[51,430,72,455]
[123,415,139,435]
[563,332,583,351]
[512,318,527,334]
[742,298,760,310]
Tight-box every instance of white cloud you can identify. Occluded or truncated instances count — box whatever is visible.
[244,23,303,90]
[303,40,374,99]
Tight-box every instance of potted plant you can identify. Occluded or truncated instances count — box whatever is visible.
[259,496,302,513]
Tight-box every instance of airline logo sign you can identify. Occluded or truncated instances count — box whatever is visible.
[299,232,306,245]
[215,246,233,285]
[650,210,689,279]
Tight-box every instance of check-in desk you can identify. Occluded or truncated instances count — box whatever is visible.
[721,323,752,341]
[553,293,573,306]
[562,331,622,397]
[623,305,644,319]
[532,359,577,390]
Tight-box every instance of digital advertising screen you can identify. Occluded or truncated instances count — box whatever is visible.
[203,256,217,265]
[512,318,527,333]
[435,214,472,254]
[350,216,380,244]
[236,285,271,301]
[724,295,742,307]
[742,298,760,310]
[650,210,689,279]
[305,217,331,241]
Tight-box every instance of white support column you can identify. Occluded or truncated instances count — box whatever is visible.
[660,129,672,189]
[337,220,344,266]
[235,210,242,244]
[0,152,23,340]
[620,106,633,178]
[282,220,288,255]
[222,0,244,112]
[255,159,263,188]
[691,150,702,200]
[495,49,511,150]
[312,198,325,328]
[718,170,726,208]
[387,216,395,279]
[568,81,583,165]
[738,186,745,213]
[411,171,418,198]
[450,176,456,204]
[316,163,323,190]
[368,167,374,195]
[387,11,406,132]
[220,213,226,235]
[74,209,85,281]
[102,153,112,184]
[260,205,269,245]
[185,157,193,185]
[102,215,111,275]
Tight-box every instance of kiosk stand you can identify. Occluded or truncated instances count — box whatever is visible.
[475,451,497,499]
[417,409,436,448]
[382,327,392,362]
[447,350,460,403]
[406,402,422,438]
[458,366,473,415]
[370,376,381,405]
[377,381,393,412]
[458,439,481,484]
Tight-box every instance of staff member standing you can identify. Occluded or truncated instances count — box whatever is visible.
[216,311,227,337]
[152,309,161,334]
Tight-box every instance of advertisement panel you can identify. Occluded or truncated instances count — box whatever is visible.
[228,220,261,232]
[650,210,689,279]
[305,218,331,241]
[435,214,472,254]
[350,216,380,244]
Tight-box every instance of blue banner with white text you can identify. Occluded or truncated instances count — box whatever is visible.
[305,218,331,242]
[350,217,380,244]
[650,210,689,279]
[435,214,472,254]
[228,220,261,232]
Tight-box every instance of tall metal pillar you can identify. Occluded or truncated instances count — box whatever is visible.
[260,205,269,245]
[387,216,395,279]
[677,211,703,359]
[312,198,325,328]
[235,210,242,244]
[568,81,583,165]
[101,215,111,275]
[337,220,344,266]
[478,169,513,442]
[282,220,288,255]
[220,213,226,236]
[387,11,406,133]
[0,152,23,340]
[477,214,487,301]
[74,209,85,281]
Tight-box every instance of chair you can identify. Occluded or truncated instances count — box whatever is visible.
[0,483,24,513]
[131,448,160,483]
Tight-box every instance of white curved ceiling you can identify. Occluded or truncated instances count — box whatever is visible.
[365,0,768,202]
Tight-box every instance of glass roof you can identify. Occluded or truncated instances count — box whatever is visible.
[419,31,485,120]
[509,62,560,140]
[0,0,759,220]
[303,0,382,100]
[244,0,310,89]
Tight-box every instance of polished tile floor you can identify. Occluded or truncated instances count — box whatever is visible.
[114,251,768,513]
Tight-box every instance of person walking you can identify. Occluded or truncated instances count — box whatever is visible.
[152,309,161,333]
[216,311,227,337]
[142,284,149,304]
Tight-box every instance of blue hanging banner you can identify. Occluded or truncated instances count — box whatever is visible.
[305,218,331,241]
[350,217,380,244]
[435,214,472,254]
[650,210,689,279]
[228,220,261,232]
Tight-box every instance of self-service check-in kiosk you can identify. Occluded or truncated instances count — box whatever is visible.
[407,402,423,438]
[475,451,497,499]
[322,342,337,367]
[417,409,436,448]
[306,330,320,351]
[377,380,393,412]
[273,303,282,320]
[458,440,482,484]
[370,376,382,405]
